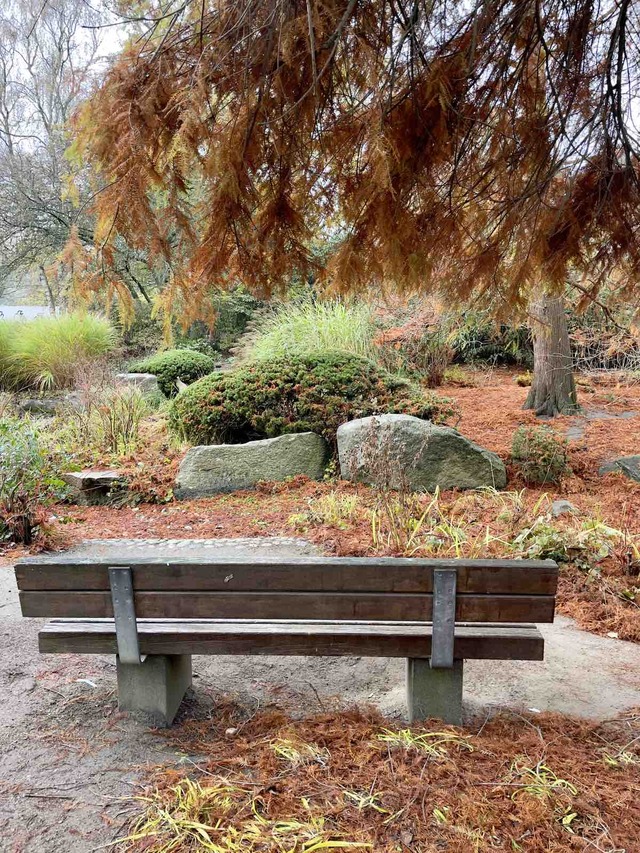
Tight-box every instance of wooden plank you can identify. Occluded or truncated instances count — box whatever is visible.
[39,619,545,660]
[15,557,559,595]
[20,590,556,623]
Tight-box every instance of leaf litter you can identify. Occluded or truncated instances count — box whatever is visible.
[112,702,640,852]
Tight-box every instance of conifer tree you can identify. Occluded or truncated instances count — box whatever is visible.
[74,0,640,402]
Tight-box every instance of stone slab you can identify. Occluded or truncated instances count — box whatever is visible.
[62,471,125,506]
[552,499,578,517]
[115,372,160,394]
[598,455,640,483]
[175,432,330,498]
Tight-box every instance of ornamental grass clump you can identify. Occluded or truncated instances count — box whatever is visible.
[0,321,16,382]
[246,299,377,362]
[169,352,454,450]
[133,349,217,397]
[2,313,116,391]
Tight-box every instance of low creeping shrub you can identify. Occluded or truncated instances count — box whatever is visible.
[511,425,571,484]
[133,349,217,397]
[169,352,455,450]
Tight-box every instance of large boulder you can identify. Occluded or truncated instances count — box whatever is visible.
[337,414,506,491]
[599,455,640,483]
[175,432,330,498]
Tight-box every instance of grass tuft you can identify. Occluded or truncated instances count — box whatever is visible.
[376,727,474,757]
[245,299,377,362]
[116,777,369,852]
[114,705,640,853]
[1,312,116,391]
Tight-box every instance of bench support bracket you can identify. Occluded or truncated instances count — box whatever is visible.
[117,654,192,726]
[109,566,144,665]
[430,568,457,669]
[406,658,463,725]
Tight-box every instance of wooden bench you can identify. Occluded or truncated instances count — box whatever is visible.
[15,540,558,726]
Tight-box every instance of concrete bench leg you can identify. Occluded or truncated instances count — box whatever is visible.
[406,658,463,725]
[116,654,192,726]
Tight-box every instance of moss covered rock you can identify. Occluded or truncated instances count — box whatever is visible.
[337,413,506,491]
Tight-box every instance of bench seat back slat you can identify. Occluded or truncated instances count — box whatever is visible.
[15,556,558,594]
[16,547,559,626]
[19,589,556,622]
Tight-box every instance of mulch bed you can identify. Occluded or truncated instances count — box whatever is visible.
[113,702,640,852]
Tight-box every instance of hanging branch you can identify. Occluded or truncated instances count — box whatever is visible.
[72,0,640,321]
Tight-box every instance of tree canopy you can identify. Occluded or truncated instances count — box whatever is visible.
[75,0,640,322]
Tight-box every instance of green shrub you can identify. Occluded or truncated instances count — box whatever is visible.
[2,313,116,391]
[169,352,455,450]
[515,372,533,387]
[245,299,377,362]
[209,288,261,353]
[133,349,217,397]
[0,418,68,544]
[443,365,478,387]
[173,336,219,357]
[511,425,571,484]
[448,311,533,367]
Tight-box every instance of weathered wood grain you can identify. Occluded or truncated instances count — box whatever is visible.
[20,590,556,622]
[15,557,558,595]
[39,619,545,660]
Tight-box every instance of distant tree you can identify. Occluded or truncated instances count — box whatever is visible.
[0,0,158,312]
[73,1,640,365]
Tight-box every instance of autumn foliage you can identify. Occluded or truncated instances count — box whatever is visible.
[74,0,640,321]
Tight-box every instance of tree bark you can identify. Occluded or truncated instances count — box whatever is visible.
[39,264,56,313]
[524,293,578,416]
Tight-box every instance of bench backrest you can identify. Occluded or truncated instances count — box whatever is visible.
[16,555,558,624]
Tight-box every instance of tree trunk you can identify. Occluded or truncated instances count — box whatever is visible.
[524,293,578,417]
[39,265,56,313]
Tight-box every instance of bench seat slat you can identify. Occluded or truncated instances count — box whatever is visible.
[15,557,558,595]
[21,590,556,623]
[39,619,545,660]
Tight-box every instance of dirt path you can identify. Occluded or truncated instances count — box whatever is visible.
[2,539,640,851]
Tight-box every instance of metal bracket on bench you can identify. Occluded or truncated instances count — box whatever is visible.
[109,566,145,665]
[430,568,457,669]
